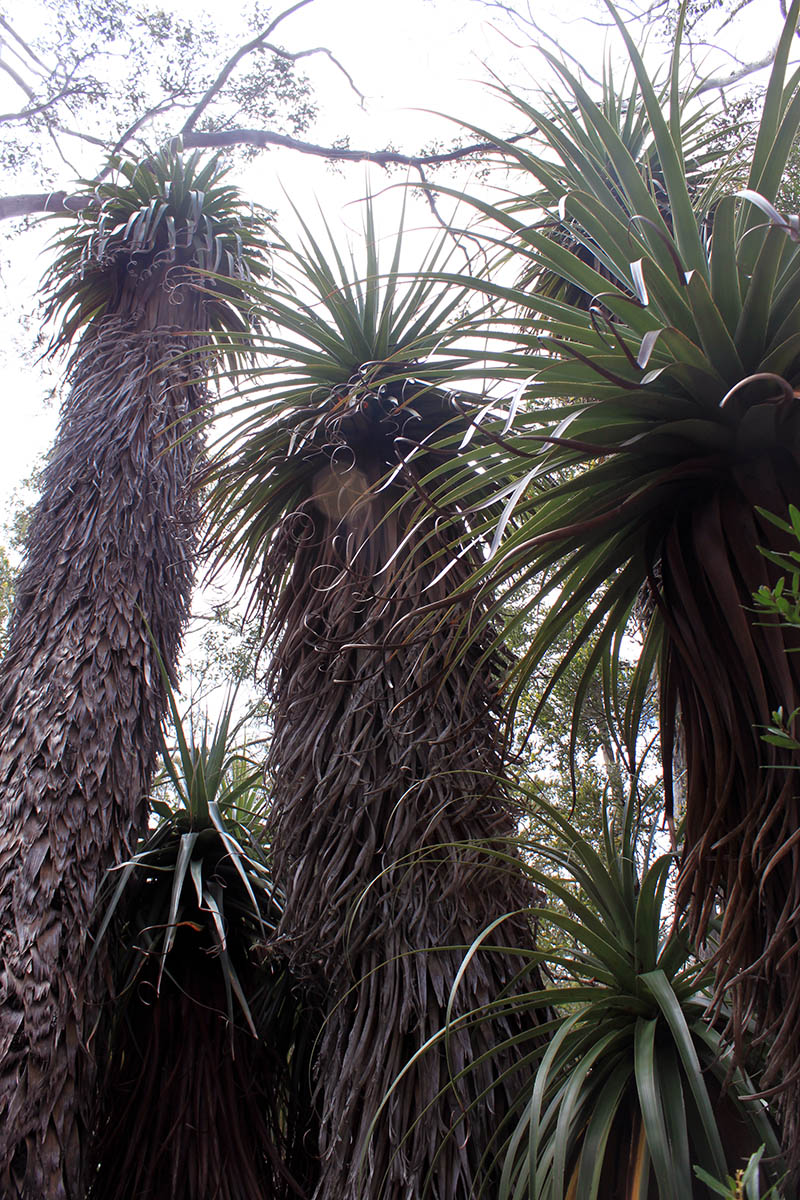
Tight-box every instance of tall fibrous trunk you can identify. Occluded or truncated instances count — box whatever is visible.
[256,387,542,1199]
[208,208,547,1196]
[0,151,265,1198]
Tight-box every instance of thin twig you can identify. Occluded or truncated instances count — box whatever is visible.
[97,96,195,180]
[0,81,86,126]
[256,42,365,105]
[410,162,484,268]
[52,124,109,150]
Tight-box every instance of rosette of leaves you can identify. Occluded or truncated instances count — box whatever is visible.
[506,56,737,309]
[205,203,547,1200]
[426,0,800,1150]
[206,197,482,588]
[0,147,270,1197]
[446,790,784,1200]
[87,687,319,1200]
[43,143,269,342]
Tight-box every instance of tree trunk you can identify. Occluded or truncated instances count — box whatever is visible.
[263,417,543,1200]
[0,309,204,1198]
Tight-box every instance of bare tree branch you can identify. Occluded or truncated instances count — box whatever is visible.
[181,0,316,135]
[407,161,486,268]
[0,81,87,126]
[254,42,365,105]
[0,57,35,102]
[46,126,81,178]
[101,97,196,174]
[0,14,48,74]
[0,0,537,226]
[53,125,110,150]
[0,191,94,221]
[695,43,788,92]
[180,126,531,164]
[481,15,604,89]
[0,126,535,223]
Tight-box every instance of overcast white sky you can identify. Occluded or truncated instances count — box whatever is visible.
[0,0,786,522]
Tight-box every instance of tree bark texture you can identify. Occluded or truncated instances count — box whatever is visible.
[262,401,544,1200]
[0,311,203,1198]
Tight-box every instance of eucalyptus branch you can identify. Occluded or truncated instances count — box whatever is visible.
[181,0,316,135]
[181,125,530,164]
[100,96,195,175]
[409,162,486,268]
[0,191,94,221]
[47,126,80,177]
[254,42,365,104]
[0,124,535,222]
[695,43,788,92]
[0,81,87,126]
[0,14,48,73]
[52,124,108,149]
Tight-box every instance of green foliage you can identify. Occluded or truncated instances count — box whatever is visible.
[188,603,267,689]
[429,0,800,744]
[28,5,800,1193]
[511,593,660,785]
[0,462,45,656]
[42,145,270,345]
[499,55,738,306]
[752,505,800,753]
[407,3,800,1141]
[89,683,320,1199]
[459,790,784,1199]
[0,546,15,659]
[91,686,279,1032]
[205,196,484,595]
[695,1147,785,1200]
[0,0,315,190]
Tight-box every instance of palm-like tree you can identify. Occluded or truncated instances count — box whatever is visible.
[208,205,545,1199]
[88,689,319,1200]
[431,0,800,1156]
[0,149,266,1198]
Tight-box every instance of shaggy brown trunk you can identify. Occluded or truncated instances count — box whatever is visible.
[92,944,276,1200]
[0,277,205,1198]
[656,432,800,1151]
[263,396,542,1200]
